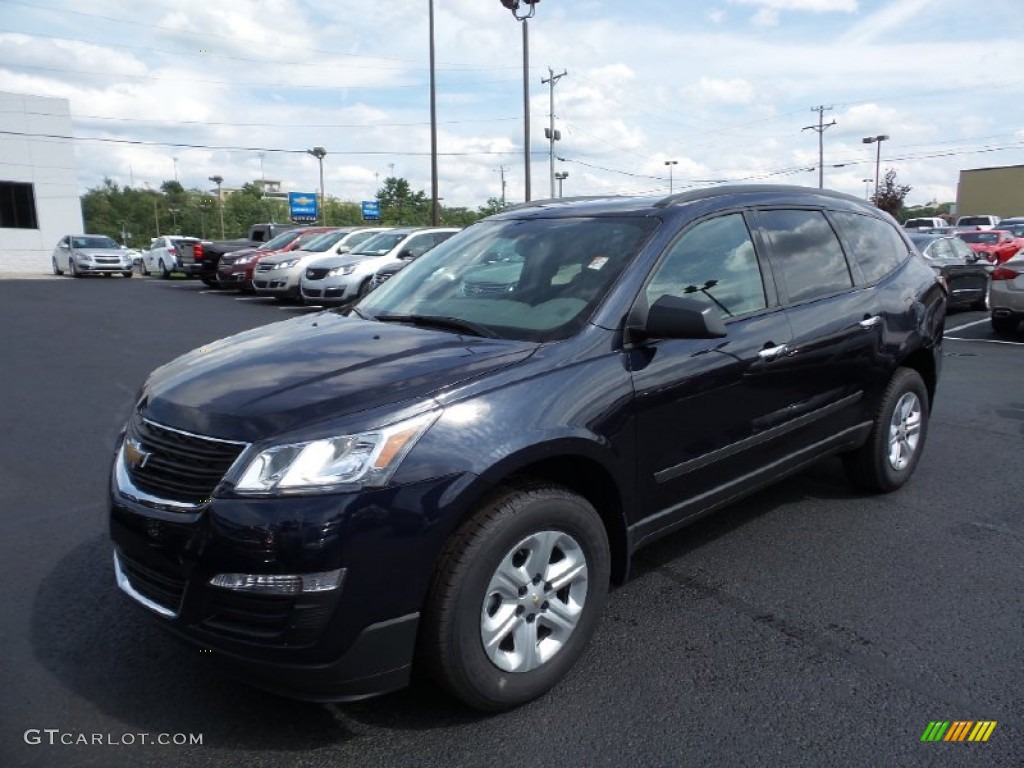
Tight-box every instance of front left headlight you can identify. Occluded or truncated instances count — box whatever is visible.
[329,263,359,276]
[233,410,440,495]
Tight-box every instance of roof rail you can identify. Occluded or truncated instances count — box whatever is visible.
[653,183,865,208]
[501,194,628,212]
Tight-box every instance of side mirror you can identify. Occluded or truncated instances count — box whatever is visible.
[336,245,351,254]
[397,249,415,260]
[628,295,728,341]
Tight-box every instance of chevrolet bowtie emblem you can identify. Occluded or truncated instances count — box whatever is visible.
[124,438,152,470]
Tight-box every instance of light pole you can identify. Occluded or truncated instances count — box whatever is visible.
[664,160,678,194]
[306,147,327,224]
[499,0,540,202]
[862,135,889,200]
[554,170,568,198]
[208,175,225,238]
[429,0,440,226]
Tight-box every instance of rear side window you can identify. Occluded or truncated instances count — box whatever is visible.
[757,210,852,303]
[646,213,766,318]
[830,211,909,284]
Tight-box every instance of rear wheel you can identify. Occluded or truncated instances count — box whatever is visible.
[991,315,1019,336]
[421,484,610,711]
[159,259,171,279]
[122,270,133,278]
[844,368,929,493]
[201,277,218,288]
[138,259,150,276]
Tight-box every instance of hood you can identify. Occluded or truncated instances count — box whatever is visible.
[141,312,537,442]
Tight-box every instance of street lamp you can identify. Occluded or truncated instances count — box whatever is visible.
[498,0,540,202]
[862,178,874,201]
[208,175,225,238]
[861,135,889,200]
[306,147,327,224]
[664,160,678,194]
[554,170,568,198]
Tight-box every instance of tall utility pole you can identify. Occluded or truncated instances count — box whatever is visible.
[802,105,836,189]
[428,0,440,226]
[496,165,508,208]
[542,67,567,199]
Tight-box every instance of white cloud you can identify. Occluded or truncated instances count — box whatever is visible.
[751,8,781,26]
[732,0,857,11]
[684,77,756,105]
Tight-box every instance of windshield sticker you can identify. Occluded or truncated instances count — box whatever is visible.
[587,256,609,271]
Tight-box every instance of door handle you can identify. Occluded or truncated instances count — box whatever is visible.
[859,315,882,329]
[758,343,788,361]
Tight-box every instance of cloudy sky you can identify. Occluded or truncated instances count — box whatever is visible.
[2,0,1023,209]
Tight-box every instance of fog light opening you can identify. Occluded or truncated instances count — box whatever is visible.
[209,568,345,595]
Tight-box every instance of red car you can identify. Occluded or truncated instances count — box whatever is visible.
[956,229,1023,264]
[217,227,336,291]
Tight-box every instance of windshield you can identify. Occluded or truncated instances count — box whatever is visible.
[72,236,120,249]
[958,232,998,244]
[357,217,659,342]
[958,217,994,227]
[258,229,303,250]
[351,232,409,256]
[301,230,351,252]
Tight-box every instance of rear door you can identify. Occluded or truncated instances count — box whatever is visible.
[753,208,903,449]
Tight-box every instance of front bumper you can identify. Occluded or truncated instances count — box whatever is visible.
[301,277,358,305]
[253,267,301,296]
[109,447,469,701]
[77,261,132,273]
[217,264,257,291]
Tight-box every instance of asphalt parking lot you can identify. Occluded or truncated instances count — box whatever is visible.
[1,275,1022,768]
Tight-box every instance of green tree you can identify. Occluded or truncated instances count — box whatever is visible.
[871,168,912,219]
[476,197,506,218]
[376,177,429,225]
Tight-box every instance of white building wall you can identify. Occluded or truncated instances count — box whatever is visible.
[0,92,83,274]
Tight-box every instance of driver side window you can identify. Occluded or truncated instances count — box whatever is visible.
[646,213,766,318]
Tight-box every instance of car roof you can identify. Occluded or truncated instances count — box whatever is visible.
[493,184,875,220]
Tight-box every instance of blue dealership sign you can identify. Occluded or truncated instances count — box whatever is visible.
[361,200,380,221]
[289,192,318,222]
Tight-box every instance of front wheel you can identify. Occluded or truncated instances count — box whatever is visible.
[52,256,63,276]
[844,368,929,493]
[122,270,133,278]
[68,259,80,278]
[421,484,610,711]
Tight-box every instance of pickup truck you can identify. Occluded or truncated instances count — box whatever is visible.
[199,222,296,287]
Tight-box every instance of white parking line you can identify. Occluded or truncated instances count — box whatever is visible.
[945,336,1024,345]
[233,296,268,301]
[945,318,989,334]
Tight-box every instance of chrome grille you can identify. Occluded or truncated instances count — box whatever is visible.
[306,267,330,280]
[124,414,247,504]
[256,263,275,273]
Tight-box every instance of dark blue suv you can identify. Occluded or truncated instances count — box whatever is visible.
[109,185,945,711]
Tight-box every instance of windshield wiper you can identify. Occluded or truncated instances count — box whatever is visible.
[347,305,373,320]
[373,313,499,338]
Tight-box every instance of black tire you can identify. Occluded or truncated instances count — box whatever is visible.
[421,484,610,711]
[159,259,171,279]
[68,259,80,278]
[844,368,929,493]
[201,277,219,288]
[52,257,63,276]
[138,259,150,276]
[122,271,133,278]
[357,277,372,298]
[991,315,1019,336]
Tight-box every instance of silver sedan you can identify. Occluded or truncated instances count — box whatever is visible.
[52,234,134,277]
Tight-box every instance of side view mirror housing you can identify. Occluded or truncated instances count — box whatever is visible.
[628,294,728,342]
[397,249,415,260]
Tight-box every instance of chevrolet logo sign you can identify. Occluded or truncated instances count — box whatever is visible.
[294,196,314,205]
[124,438,152,470]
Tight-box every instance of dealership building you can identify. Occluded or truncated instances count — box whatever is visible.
[0,91,84,274]
[955,164,1024,219]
